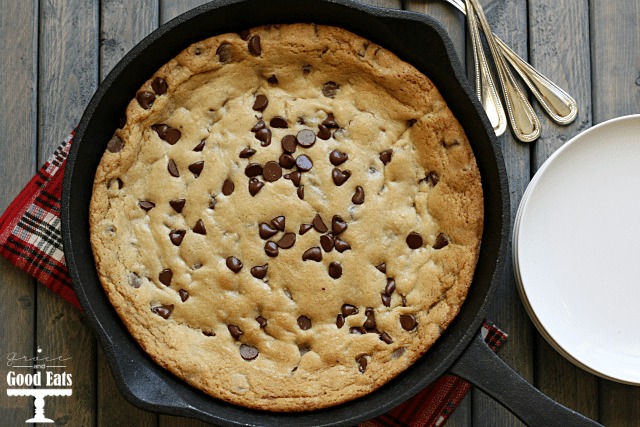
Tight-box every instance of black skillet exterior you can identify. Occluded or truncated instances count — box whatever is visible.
[61,0,509,425]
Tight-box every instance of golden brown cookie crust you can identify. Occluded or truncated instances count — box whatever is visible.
[89,23,483,411]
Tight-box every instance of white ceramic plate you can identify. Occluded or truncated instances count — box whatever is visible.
[514,114,640,385]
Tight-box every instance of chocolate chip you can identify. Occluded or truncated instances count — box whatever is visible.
[136,91,155,109]
[299,224,313,234]
[222,179,235,196]
[312,214,328,233]
[297,117,306,125]
[151,304,174,319]
[209,195,217,209]
[364,308,376,330]
[407,118,417,127]
[165,128,182,145]
[384,278,396,296]
[296,129,316,147]
[379,149,393,165]
[336,314,345,328]
[152,124,169,138]
[271,216,285,231]
[426,171,439,186]
[406,232,423,249]
[248,178,264,196]
[255,128,272,146]
[328,262,342,279]
[320,234,334,252]
[352,186,365,205]
[239,147,256,158]
[277,232,296,249]
[284,171,301,186]
[356,355,367,373]
[253,94,269,112]
[332,168,350,186]
[381,294,391,307]
[331,215,347,235]
[107,135,124,153]
[129,273,142,288]
[167,159,180,177]
[189,161,204,177]
[251,264,268,279]
[322,81,340,98]
[259,222,278,239]
[329,150,348,166]
[263,161,282,182]
[400,314,417,331]
[334,238,351,253]
[322,113,340,129]
[265,241,279,257]
[402,295,407,307]
[297,185,304,199]
[433,233,449,249]
[279,153,296,169]
[251,119,266,132]
[350,327,366,335]
[303,64,312,74]
[248,35,261,56]
[245,163,263,178]
[193,140,206,152]
[216,42,232,62]
[138,201,155,211]
[228,325,244,339]
[341,304,359,317]
[151,77,168,95]
[240,344,259,361]
[281,135,297,153]
[267,75,278,84]
[226,256,243,273]
[179,289,189,302]
[270,116,288,128]
[256,316,268,328]
[239,29,251,40]
[193,219,206,235]
[302,247,322,262]
[297,315,312,330]
[380,332,394,344]
[159,269,173,286]
[317,125,331,140]
[296,154,313,172]
[169,229,186,246]
[376,263,387,274]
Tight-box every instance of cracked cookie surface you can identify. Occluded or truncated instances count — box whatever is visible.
[89,23,483,411]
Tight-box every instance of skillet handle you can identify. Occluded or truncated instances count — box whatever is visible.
[449,334,602,427]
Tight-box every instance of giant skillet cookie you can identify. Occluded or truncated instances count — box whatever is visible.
[89,23,483,411]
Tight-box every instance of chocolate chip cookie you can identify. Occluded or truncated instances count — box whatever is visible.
[89,23,483,411]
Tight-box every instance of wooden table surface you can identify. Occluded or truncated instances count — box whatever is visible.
[1,0,638,425]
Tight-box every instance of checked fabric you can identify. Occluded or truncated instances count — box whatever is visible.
[0,133,507,427]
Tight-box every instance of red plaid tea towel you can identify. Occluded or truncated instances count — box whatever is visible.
[0,133,507,427]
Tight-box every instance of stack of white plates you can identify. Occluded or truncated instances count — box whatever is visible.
[513,114,640,385]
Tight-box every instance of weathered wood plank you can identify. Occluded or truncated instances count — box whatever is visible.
[591,1,640,425]
[37,0,99,425]
[97,1,161,424]
[528,1,600,422]
[471,1,532,426]
[0,4,38,426]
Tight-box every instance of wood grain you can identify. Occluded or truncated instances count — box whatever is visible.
[97,1,159,425]
[528,0,599,422]
[37,0,99,425]
[591,2,640,425]
[471,1,532,426]
[0,3,38,426]
[0,2,38,410]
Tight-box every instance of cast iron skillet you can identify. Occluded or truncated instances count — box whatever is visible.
[61,0,601,425]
